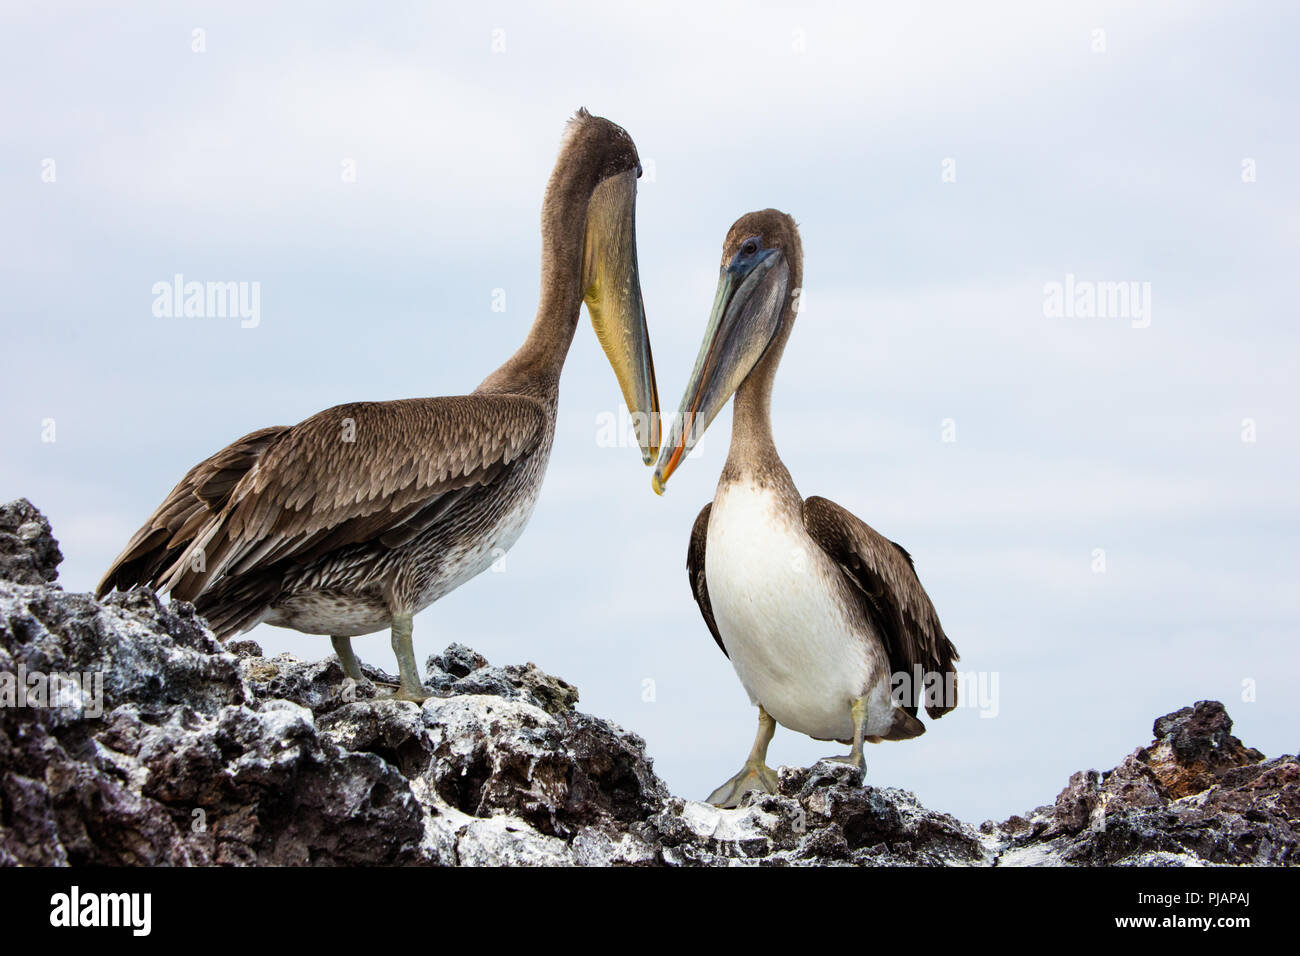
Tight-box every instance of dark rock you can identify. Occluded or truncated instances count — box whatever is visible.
[431,643,488,678]
[240,653,379,716]
[1,501,1296,866]
[418,645,581,717]
[1047,770,1101,835]
[1145,699,1265,798]
[990,701,1297,865]
[226,638,263,658]
[0,498,63,586]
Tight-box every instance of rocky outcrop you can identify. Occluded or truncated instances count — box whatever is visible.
[0,498,62,587]
[983,701,1296,866]
[1,500,1295,866]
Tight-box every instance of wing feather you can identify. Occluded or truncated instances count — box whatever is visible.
[102,395,545,604]
[96,426,289,597]
[802,495,958,719]
[686,503,727,659]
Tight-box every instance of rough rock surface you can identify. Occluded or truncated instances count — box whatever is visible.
[1,500,1295,866]
[0,499,62,587]
[983,700,1296,866]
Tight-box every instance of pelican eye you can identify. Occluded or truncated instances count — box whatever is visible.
[741,239,759,257]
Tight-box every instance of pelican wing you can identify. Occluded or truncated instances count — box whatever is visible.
[685,502,727,658]
[97,426,290,597]
[103,395,546,603]
[802,495,958,718]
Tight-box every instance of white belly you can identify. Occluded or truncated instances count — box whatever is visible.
[705,481,892,741]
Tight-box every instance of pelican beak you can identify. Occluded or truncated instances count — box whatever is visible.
[652,247,789,494]
[584,168,660,463]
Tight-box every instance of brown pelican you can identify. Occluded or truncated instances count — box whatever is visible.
[97,109,660,702]
[651,210,958,806]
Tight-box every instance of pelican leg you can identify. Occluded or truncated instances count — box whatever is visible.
[823,696,868,769]
[707,705,780,808]
[389,613,429,703]
[330,635,365,681]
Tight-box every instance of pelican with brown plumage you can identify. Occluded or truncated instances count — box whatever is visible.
[652,210,958,807]
[98,109,660,702]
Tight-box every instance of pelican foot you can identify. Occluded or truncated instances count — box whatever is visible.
[388,684,430,704]
[706,761,780,808]
[820,753,865,768]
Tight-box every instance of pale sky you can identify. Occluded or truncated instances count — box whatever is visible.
[2,1,1296,823]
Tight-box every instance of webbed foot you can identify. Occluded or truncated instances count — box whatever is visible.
[820,753,865,768]
[706,761,780,808]
[390,686,430,704]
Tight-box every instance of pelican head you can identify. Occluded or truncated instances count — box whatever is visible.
[562,109,660,462]
[652,209,801,493]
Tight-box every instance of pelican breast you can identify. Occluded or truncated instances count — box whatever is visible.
[704,479,894,742]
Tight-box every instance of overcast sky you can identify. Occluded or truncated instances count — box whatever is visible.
[2,1,1296,823]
